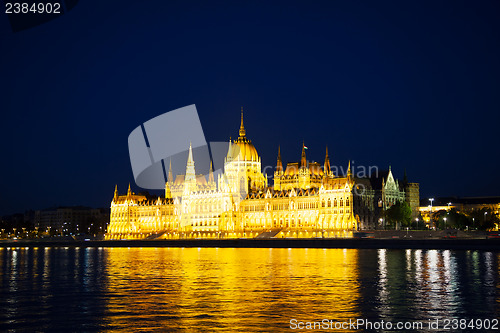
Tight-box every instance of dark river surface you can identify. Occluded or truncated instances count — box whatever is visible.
[0,247,498,332]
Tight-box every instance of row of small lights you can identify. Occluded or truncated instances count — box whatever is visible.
[429,198,488,229]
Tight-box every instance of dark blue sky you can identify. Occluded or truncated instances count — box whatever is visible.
[1,0,499,215]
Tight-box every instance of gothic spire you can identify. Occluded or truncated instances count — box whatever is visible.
[226,139,233,161]
[127,183,131,196]
[209,161,215,183]
[324,146,331,174]
[185,142,196,181]
[300,141,307,168]
[187,142,193,164]
[113,184,118,201]
[276,146,283,173]
[165,181,171,199]
[239,107,246,138]
[168,158,173,183]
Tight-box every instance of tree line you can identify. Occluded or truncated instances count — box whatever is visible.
[383,202,499,230]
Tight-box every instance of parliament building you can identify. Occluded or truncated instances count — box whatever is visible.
[106,111,418,239]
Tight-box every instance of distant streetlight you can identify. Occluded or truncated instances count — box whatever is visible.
[416,218,419,230]
[484,211,488,224]
[429,198,435,229]
[446,203,451,229]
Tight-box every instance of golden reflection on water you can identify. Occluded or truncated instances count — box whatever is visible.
[104,248,361,331]
[0,248,498,332]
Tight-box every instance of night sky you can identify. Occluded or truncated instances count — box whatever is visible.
[1,1,499,215]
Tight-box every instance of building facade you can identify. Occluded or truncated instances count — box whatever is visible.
[106,112,360,239]
[351,168,418,230]
[34,206,110,235]
[419,197,500,227]
[106,111,417,239]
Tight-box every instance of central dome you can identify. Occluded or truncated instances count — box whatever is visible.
[226,109,260,162]
[229,137,259,162]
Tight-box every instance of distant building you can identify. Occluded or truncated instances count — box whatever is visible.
[34,206,110,235]
[403,172,420,218]
[419,197,500,226]
[353,168,418,229]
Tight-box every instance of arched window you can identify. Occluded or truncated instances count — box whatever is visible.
[334,198,337,207]
[327,198,331,207]
[340,199,343,207]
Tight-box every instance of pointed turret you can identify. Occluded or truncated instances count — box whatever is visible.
[184,142,197,194]
[226,138,233,161]
[276,146,283,173]
[168,158,173,184]
[239,107,246,138]
[209,161,215,183]
[274,146,284,191]
[324,146,331,174]
[347,160,352,179]
[127,183,132,196]
[185,142,196,182]
[402,168,408,186]
[188,143,193,163]
[300,141,307,169]
[113,184,118,201]
[165,182,172,199]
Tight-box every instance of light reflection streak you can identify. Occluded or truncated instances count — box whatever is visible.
[0,248,498,332]
[372,249,485,322]
[376,249,389,320]
[104,248,361,331]
[484,252,493,286]
[406,249,411,272]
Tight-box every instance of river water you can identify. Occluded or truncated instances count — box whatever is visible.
[0,247,498,332]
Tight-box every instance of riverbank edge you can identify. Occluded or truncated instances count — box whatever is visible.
[1,238,500,250]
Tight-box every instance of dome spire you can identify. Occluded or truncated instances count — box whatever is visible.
[239,107,246,138]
